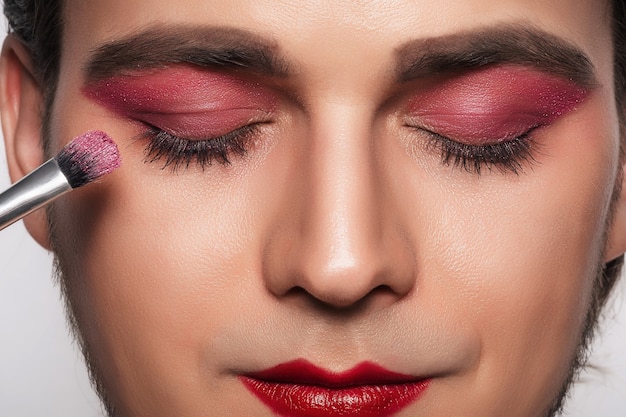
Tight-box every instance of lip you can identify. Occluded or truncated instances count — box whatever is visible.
[240,359,430,417]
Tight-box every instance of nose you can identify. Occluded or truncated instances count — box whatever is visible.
[263,103,416,309]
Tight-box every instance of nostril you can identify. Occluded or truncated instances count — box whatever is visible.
[280,284,401,313]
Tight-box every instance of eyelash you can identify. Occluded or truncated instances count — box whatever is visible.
[140,119,539,175]
[142,124,261,171]
[420,127,540,175]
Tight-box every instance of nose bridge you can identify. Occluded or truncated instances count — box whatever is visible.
[305,101,379,277]
[267,98,415,308]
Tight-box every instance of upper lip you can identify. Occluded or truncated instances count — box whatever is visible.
[244,358,425,387]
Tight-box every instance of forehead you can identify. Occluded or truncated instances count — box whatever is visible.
[60,0,614,97]
[64,0,610,67]
[64,0,609,46]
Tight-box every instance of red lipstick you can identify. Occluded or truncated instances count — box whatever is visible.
[241,360,429,417]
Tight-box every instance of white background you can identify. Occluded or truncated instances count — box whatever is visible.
[0,20,625,417]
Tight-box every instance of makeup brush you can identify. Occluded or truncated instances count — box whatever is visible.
[0,130,121,231]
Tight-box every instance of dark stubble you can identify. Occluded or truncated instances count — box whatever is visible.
[46,208,624,417]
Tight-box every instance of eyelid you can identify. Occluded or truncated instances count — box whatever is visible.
[404,113,544,146]
[129,108,274,140]
[82,65,281,120]
[404,65,589,141]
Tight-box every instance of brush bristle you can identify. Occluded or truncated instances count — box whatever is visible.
[54,131,121,188]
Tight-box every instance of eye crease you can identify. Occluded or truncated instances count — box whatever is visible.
[404,65,591,174]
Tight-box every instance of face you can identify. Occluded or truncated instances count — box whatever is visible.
[20,0,624,416]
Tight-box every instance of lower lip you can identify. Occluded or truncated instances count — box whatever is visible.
[240,362,430,417]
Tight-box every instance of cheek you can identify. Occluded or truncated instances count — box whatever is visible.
[48,77,293,411]
[51,156,267,411]
[408,94,618,410]
[47,106,257,405]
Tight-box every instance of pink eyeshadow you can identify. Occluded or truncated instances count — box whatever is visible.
[82,66,279,138]
[407,65,590,144]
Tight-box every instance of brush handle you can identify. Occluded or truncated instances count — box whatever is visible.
[0,159,71,231]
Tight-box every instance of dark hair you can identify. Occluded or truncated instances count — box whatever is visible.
[615,0,626,110]
[3,0,62,103]
[3,0,626,306]
[5,1,626,104]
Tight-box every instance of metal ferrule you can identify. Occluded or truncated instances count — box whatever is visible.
[0,159,71,231]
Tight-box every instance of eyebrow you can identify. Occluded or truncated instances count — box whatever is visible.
[83,26,290,82]
[395,24,597,87]
[84,23,597,90]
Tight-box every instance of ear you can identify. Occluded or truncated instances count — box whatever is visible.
[0,35,51,249]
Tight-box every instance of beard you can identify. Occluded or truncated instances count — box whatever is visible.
[47,244,623,417]
[542,256,623,417]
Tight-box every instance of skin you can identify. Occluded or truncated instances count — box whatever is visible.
[2,0,626,416]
